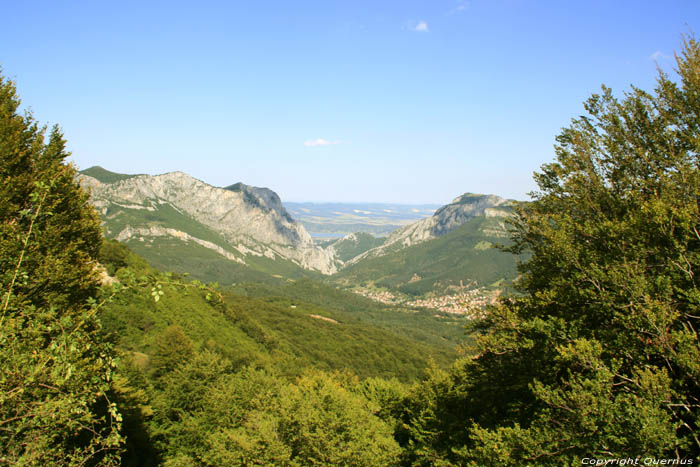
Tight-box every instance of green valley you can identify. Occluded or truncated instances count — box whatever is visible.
[79,166,522,308]
[98,240,462,381]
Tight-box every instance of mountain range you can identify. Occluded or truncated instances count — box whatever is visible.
[79,166,521,295]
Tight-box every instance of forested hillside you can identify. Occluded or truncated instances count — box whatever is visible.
[97,239,456,464]
[98,239,461,380]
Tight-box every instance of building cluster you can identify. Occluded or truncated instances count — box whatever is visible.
[406,289,492,315]
[354,286,501,315]
[353,288,400,305]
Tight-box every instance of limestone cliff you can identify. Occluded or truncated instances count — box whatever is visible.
[79,171,337,274]
[346,193,512,264]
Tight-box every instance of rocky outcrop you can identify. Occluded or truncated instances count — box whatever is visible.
[346,193,512,264]
[79,171,338,274]
[431,194,507,236]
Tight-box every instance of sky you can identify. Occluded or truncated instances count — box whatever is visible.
[2,1,698,204]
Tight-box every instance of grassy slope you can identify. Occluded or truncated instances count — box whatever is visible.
[99,241,461,381]
[80,166,143,183]
[105,203,235,249]
[331,232,386,263]
[334,215,523,295]
[124,237,286,286]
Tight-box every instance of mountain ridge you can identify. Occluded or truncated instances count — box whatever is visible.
[79,166,520,293]
[346,192,514,265]
[79,168,337,275]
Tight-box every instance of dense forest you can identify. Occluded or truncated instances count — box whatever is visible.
[1,38,699,465]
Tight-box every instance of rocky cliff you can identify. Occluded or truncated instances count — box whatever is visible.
[79,169,337,274]
[346,193,512,264]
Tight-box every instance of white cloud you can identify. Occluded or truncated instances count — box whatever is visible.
[414,20,429,32]
[452,1,469,13]
[304,138,342,147]
[650,50,670,61]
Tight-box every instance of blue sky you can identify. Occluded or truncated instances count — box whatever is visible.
[2,1,697,203]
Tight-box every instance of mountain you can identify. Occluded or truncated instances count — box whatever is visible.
[334,214,521,295]
[346,193,512,265]
[333,194,522,296]
[79,167,337,282]
[324,232,386,263]
[79,167,520,296]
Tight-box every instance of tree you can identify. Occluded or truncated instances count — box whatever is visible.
[150,324,195,379]
[0,72,122,465]
[274,371,402,466]
[402,38,700,465]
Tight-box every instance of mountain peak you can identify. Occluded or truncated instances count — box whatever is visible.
[449,192,505,206]
[79,168,338,275]
[224,182,293,223]
[345,192,511,264]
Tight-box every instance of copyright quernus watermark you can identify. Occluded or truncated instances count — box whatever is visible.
[581,458,694,466]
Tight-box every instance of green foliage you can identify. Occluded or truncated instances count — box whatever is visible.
[98,245,459,381]
[125,236,289,286]
[231,278,471,354]
[158,369,401,466]
[355,376,410,429]
[223,292,445,380]
[274,371,402,466]
[150,324,195,378]
[98,264,266,370]
[99,238,146,276]
[96,240,466,464]
[110,357,159,466]
[0,73,121,464]
[400,37,700,464]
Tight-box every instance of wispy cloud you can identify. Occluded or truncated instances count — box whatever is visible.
[413,20,429,32]
[650,50,671,61]
[304,138,343,147]
[451,0,469,14]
